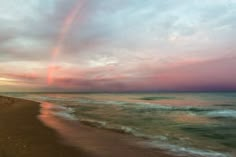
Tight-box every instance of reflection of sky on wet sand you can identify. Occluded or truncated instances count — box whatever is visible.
[38,102,102,154]
[38,102,169,157]
[38,102,77,141]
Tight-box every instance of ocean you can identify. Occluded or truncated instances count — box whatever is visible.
[5,92,236,157]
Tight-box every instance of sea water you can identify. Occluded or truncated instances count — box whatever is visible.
[5,92,236,157]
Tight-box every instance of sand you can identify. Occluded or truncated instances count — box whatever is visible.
[0,96,89,157]
[0,95,176,157]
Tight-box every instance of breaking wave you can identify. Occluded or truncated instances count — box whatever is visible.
[206,110,236,118]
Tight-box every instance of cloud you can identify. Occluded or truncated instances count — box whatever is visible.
[0,0,235,91]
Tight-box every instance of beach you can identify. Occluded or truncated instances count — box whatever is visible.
[0,95,175,157]
[0,95,90,157]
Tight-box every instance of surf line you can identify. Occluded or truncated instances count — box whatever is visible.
[47,0,85,85]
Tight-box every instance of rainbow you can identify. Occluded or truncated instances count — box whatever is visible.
[47,0,85,85]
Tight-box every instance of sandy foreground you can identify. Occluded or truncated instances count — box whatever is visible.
[0,95,176,157]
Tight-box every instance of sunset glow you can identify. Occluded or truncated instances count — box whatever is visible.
[0,0,236,92]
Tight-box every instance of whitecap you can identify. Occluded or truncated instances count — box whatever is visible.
[206,110,236,118]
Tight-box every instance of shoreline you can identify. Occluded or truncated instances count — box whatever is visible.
[0,95,91,157]
[0,95,177,157]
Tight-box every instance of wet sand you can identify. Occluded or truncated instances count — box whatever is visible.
[0,96,90,157]
[0,96,176,157]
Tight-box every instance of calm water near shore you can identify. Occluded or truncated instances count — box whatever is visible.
[5,92,236,157]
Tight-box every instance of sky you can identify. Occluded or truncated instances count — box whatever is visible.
[0,0,236,92]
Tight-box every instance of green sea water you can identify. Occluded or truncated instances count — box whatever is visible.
[5,92,236,157]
